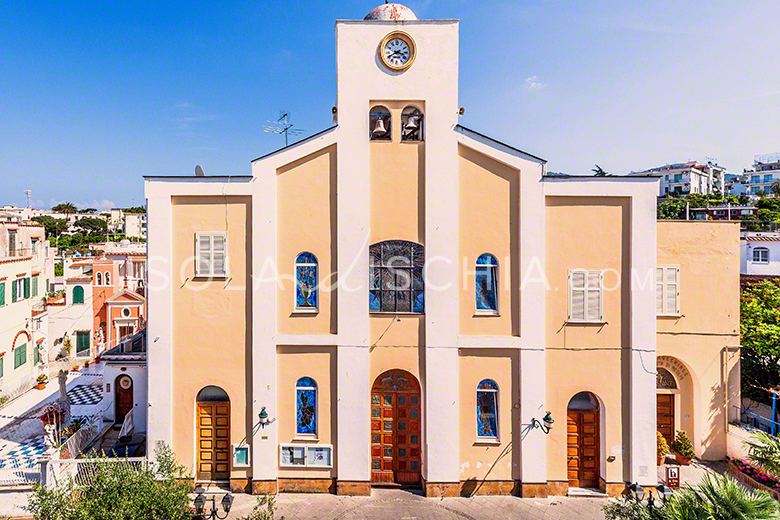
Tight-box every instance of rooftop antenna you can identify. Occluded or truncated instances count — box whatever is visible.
[263,111,305,147]
[24,190,31,209]
[195,165,205,177]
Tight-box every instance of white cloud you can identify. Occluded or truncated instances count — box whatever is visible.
[524,76,546,91]
[76,200,116,211]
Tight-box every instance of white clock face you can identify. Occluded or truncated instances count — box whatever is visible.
[384,38,411,68]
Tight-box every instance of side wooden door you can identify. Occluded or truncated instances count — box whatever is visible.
[197,402,231,482]
[115,375,133,424]
[657,394,675,446]
[567,409,600,489]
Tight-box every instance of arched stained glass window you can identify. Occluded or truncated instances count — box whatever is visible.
[295,253,318,310]
[369,241,424,313]
[296,377,317,435]
[72,285,84,305]
[476,254,498,313]
[477,379,498,439]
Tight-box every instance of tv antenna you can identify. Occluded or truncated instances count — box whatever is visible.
[263,111,305,147]
[24,190,31,208]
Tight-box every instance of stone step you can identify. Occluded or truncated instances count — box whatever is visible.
[567,487,609,498]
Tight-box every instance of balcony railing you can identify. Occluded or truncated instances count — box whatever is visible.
[734,405,780,436]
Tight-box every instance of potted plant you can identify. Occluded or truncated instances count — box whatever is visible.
[657,431,669,465]
[671,430,695,466]
[36,374,48,390]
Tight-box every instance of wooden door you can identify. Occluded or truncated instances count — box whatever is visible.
[371,370,421,486]
[567,409,600,489]
[657,394,675,446]
[197,402,230,482]
[115,375,133,424]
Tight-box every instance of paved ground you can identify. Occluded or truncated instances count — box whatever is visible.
[225,489,608,520]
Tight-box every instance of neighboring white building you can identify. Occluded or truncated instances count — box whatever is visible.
[742,153,780,195]
[123,213,147,240]
[741,233,780,275]
[47,258,94,361]
[102,329,147,431]
[629,161,726,197]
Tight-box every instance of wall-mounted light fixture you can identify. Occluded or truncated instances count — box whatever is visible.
[258,406,269,428]
[531,411,554,434]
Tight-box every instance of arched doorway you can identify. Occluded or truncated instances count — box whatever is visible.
[115,374,134,424]
[196,386,230,482]
[656,367,678,446]
[371,369,421,486]
[567,391,600,489]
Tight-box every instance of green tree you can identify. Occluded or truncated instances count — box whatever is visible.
[73,217,108,235]
[55,236,71,250]
[741,280,780,404]
[745,431,780,478]
[124,206,146,213]
[51,202,77,215]
[54,263,63,276]
[657,199,687,220]
[757,189,768,198]
[25,443,192,520]
[771,181,780,197]
[740,194,751,205]
[757,198,780,212]
[685,193,708,208]
[592,164,609,176]
[31,216,67,238]
[725,195,739,205]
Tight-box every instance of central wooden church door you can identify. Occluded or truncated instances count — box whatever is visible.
[371,369,422,486]
[196,386,231,482]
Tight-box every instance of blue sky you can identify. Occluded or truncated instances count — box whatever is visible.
[1,1,779,210]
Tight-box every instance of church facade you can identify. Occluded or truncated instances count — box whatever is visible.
[145,4,740,498]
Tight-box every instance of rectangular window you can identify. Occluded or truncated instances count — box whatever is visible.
[0,282,4,306]
[753,175,761,183]
[14,344,26,369]
[674,174,682,183]
[76,331,90,353]
[753,248,769,263]
[23,277,30,299]
[31,239,37,254]
[195,233,227,278]
[8,232,16,257]
[32,276,38,298]
[34,345,40,365]
[656,266,680,315]
[766,175,774,183]
[568,270,603,322]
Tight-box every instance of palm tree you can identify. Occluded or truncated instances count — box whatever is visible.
[592,164,609,176]
[745,431,780,478]
[666,473,780,520]
[772,180,780,197]
[51,202,77,216]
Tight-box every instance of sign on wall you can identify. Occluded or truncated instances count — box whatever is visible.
[666,466,680,489]
[279,444,333,468]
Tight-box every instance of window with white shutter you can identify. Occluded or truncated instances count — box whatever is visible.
[568,269,603,322]
[195,233,228,278]
[656,265,680,315]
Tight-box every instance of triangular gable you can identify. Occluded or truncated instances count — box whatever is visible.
[106,289,145,304]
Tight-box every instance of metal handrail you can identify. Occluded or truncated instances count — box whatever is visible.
[734,405,780,435]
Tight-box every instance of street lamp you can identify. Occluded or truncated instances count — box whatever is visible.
[192,491,233,519]
[531,411,555,434]
[630,483,674,512]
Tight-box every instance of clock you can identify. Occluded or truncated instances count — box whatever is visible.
[379,32,416,72]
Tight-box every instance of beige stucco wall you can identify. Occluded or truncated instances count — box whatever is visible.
[656,221,740,460]
[458,145,518,336]
[369,345,421,385]
[277,346,336,478]
[171,196,252,479]
[545,197,631,485]
[458,349,519,482]
[277,145,337,335]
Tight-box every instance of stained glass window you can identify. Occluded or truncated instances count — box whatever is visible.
[369,241,424,313]
[296,377,317,435]
[477,379,498,439]
[295,253,318,310]
[476,254,498,312]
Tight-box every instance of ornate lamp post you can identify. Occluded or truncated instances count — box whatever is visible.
[192,492,233,520]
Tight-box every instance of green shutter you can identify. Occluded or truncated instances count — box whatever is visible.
[23,278,30,299]
[32,276,38,298]
[34,345,40,365]
[76,332,90,353]
[0,357,3,378]
[12,281,17,303]
[14,344,26,369]
[0,282,5,306]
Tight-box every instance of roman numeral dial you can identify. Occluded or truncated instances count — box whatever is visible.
[379,32,416,72]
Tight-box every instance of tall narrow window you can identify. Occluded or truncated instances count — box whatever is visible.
[14,343,26,369]
[105,272,111,286]
[475,254,498,314]
[195,233,228,278]
[296,377,317,436]
[76,331,90,354]
[72,285,84,304]
[753,247,769,264]
[476,379,498,440]
[369,241,424,313]
[23,277,30,299]
[0,281,5,306]
[568,270,603,322]
[656,266,680,315]
[295,253,318,311]
[32,276,38,298]
[96,272,102,286]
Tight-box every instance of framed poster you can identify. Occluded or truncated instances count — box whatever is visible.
[279,444,333,468]
[232,444,250,467]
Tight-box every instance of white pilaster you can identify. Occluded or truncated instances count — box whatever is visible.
[336,345,371,482]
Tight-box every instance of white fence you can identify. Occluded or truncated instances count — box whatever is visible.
[0,466,41,487]
[59,409,104,460]
[46,457,148,488]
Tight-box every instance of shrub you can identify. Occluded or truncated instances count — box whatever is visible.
[745,431,780,478]
[36,374,48,384]
[236,494,285,520]
[671,430,695,458]
[657,431,670,458]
